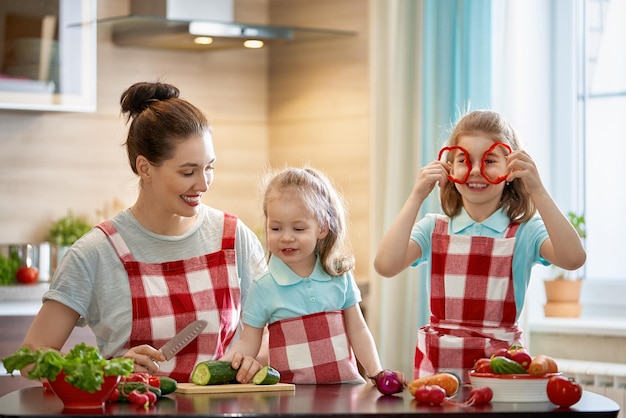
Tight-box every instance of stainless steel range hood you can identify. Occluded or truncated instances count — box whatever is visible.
[97,0,356,51]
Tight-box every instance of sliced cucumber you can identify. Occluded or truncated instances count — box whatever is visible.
[252,365,281,385]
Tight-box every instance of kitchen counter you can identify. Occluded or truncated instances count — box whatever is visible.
[0,383,619,417]
[0,283,47,316]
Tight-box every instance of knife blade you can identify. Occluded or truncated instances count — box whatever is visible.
[158,319,208,361]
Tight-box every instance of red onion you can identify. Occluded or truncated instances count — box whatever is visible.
[374,370,404,395]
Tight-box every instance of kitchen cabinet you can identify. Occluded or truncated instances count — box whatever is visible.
[0,0,96,112]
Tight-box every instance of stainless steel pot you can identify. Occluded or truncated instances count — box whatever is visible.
[0,242,72,282]
[0,244,38,267]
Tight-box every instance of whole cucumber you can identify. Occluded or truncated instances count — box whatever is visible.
[490,356,529,374]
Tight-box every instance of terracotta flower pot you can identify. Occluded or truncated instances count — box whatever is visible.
[543,278,582,318]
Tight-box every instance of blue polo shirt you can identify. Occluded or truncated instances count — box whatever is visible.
[242,255,361,329]
[410,208,549,319]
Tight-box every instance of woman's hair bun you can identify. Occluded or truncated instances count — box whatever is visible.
[120,81,180,119]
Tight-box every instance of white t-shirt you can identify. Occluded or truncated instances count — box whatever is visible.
[43,205,266,358]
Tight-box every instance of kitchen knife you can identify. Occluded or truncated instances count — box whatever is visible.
[158,319,208,361]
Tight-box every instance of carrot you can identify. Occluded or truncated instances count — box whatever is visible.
[528,354,559,375]
[408,373,459,397]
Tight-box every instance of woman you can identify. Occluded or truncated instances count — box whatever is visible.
[22,81,267,383]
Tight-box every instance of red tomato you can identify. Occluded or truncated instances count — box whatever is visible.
[491,347,512,359]
[547,375,583,408]
[472,358,493,373]
[16,266,39,284]
[148,376,160,388]
[509,348,532,370]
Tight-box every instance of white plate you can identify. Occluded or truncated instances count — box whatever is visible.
[469,371,561,402]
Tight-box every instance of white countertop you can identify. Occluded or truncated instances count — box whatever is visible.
[0,283,47,316]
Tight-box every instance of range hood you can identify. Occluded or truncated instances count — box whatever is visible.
[97,0,356,51]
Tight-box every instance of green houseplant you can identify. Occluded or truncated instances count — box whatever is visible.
[47,210,93,246]
[543,211,586,318]
[47,211,93,277]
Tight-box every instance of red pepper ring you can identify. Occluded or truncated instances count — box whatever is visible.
[480,142,512,184]
[438,145,471,184]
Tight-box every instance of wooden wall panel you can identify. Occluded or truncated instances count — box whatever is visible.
[0,0,270,242]
[0,0,367,281]
[267,0,370,281]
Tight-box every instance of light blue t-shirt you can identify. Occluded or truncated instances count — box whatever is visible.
[410,208,549,319]
[242,255,361,329]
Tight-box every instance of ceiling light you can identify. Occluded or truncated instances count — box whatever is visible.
[193,36,213,45]
[243,40,264,49]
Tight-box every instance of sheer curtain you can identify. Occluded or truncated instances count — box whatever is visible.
[368,0,493,375]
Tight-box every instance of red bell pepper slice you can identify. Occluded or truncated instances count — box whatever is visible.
[480,142,512,184]
[438,145,471,184]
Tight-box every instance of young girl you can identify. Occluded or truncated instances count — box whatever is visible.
[223,167,405,385]
[374,110,586,383]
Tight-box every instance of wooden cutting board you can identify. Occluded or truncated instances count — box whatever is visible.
[175,382,295,394]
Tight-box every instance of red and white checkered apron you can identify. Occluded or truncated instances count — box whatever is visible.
[268,310,364,384]
[97,213,241,383]
[414,216,522,383]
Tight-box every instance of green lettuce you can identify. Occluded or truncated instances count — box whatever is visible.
[1,342,134,393]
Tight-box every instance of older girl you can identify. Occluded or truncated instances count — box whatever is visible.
[374,110,586,383]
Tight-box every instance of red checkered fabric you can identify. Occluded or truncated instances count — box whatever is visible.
[414,216,522,383]
[97,212,241,383]
[268,310,364,384]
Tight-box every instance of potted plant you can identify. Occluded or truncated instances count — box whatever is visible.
[543,211,586,318]
[46,210,93,277]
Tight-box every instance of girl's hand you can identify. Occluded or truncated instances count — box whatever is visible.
[230,352,263,384]
[395,370,408,386]
[505,150,546,196]
[123,344,166,374]
[412,160,450,201]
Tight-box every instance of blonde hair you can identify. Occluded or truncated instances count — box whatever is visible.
[440,110,536,223]
[261,167,354,276]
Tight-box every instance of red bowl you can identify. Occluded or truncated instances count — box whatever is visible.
[47,371,121,409]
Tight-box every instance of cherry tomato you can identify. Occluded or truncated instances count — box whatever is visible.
[16,266,39,284]
[546,375,583,408]
[472,358,493,373]
[491,347,512,359]
[108,387,120,402]
[148,376,160,388]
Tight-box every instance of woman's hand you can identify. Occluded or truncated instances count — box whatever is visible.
[230,352,263,384]
[123,344,166,374]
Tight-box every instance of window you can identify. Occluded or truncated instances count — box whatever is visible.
[494,0,626,321]
[582,0,626,282]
